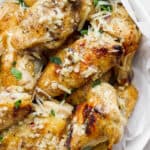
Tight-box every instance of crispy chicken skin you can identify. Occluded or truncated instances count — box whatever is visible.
[37,31,124,97]
[0,100,73,150]
[66,83,138,150]
[4,0,81,51]
[0,50,44,92]
[91,3,141,55]
[67,77,138,117]
[90,2,141,84]
[0,86,32,131]
[0,44,44,130]
[65,83,125,150]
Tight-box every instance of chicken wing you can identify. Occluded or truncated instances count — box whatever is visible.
[65,83,125,150]
[0,47,44,130]
[66,80,138,149]
[67,74,138,118]
[90,2,141,55]
[0,86,32,131]
[3,0,81,51]
[0,49,44,92]
[89,1,141,84]
[36,31,124,98]
[0,100,73,150]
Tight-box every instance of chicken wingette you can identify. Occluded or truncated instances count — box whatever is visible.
[37,31,124,98]
[2,0,82,51]
[66,79,138,150]
[0,86,32,131]
[0,42,44,130]
[89,1,141,84]
[67,74,138,117]
[65,83,125,150]
[0,50,44,92]
[0,100,73,150]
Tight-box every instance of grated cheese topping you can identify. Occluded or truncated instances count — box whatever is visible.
[51,81,71,94]
[81,66,98,78]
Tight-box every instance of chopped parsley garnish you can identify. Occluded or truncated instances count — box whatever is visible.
[92,79,101,87]
[11,67,22,80]
[99,29,103,33]
[17,0,28,8]
[50,109,56,117]
[0,135,3,142]
[12,61,16,67]
[93,0,99,6]
[93,0,113,12]
[14,100,22,109]
[63,93,68,100]
[50,56,62,65]
[100,5,112,12]
[80,29,88,36]
[83,146,93,150]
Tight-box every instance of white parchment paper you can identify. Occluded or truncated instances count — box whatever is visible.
[113,0,150,150]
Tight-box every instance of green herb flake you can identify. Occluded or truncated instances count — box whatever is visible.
[17,0,28,8]
[63,93,68,100]
[100,5,112,12]
[93,0,99,6]
[80,29,88,36]
[50,109,56,117]
[92,79,101,87]
[93,0,113,12]
[11,67,22,80]
[12,61,17,67]
[14,100,22,109]
[0,135,3,142]
[50,56,62,65]
[99,29,103,33]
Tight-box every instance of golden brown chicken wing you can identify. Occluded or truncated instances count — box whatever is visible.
[0,86,32,131]
[37,31,124,98]
[67,74,138,115]
[65,83,125,150]
[89,1,141,84]
[0,49,44,92]
[0,48,44,130]
[3,0,81,51]
[0,100,73,150]
[90,2,141,55]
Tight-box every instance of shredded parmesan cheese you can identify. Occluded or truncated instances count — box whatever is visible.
[81,66,98,78]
